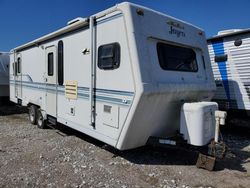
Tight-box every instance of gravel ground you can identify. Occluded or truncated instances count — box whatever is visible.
[0,105,250,188]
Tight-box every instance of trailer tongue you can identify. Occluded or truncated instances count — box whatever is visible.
[147,102,227,171]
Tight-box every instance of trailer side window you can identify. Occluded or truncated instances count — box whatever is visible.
[98,43,120,70]
[58,40,64,85]
[17,57,21,74]
[48,53,54,76]
[157,43,198,72]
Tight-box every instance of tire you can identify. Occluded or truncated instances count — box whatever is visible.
[37,110,46,129]
[29,105,37,125]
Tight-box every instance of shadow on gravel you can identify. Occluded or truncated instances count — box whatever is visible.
[0,101,28,116]
[41,119,250,173]
[52,124,199,166]
[214,125,250,172]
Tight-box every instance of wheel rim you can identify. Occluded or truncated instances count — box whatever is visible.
[30,109,35,122]
[38,114,43,127]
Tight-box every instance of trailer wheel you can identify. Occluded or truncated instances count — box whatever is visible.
[29,105,37,125]
[37,110,46,129]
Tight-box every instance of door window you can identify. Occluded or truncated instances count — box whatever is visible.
[48,52,54,76]
[17,57,21,74]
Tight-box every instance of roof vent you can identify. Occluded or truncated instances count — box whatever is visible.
[67,17,85,25]
[217,29,242,36]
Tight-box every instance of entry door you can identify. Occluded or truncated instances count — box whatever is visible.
[15,54,22,99]
[45,46,57,117]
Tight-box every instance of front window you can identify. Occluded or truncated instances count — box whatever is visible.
[157,42,198,72]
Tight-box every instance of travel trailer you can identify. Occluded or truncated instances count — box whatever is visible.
[10,2,226,150]
[0,52,9,100]
[207,29,250,116]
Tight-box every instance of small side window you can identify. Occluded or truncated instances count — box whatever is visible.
[48,52,54,76]
[17,57,21,74]
[214,54,228,62]
[98,43,120,70]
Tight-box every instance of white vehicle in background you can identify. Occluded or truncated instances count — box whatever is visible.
[9,2,225,151]
[0,52,9,101]
[207,29,250,118]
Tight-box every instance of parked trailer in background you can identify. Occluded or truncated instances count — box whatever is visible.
[207,29,250,117]
[10,2,225,150]
[0,52,9,100]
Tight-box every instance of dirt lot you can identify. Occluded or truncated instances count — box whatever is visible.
[0,105,250,188]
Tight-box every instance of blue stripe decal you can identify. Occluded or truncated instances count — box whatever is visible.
[9,80,134,106]
[212,40,230,100]
[10,80,134,96]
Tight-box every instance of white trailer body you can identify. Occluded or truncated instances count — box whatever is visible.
[0,52,9,98]
[10,2,217,150]
[207,29,250,114]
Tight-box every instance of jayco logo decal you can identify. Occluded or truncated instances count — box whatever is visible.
[169,26,186,38]
[167,21,185,38]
